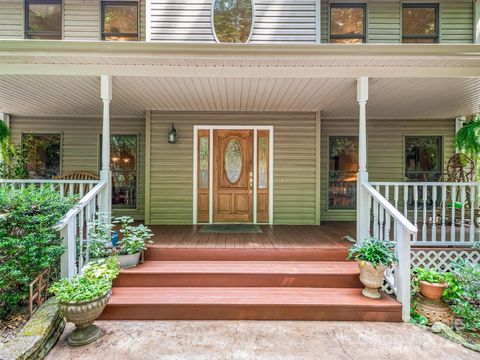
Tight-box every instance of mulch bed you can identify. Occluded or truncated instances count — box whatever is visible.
[0,310,29,345]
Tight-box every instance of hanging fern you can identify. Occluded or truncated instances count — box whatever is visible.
[455,115,480,161]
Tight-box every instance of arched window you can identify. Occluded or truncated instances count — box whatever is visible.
[212,0,253,43]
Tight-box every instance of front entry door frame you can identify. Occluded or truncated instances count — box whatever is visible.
[193,125,274,225]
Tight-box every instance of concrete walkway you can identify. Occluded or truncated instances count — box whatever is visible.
[47,321,478,360]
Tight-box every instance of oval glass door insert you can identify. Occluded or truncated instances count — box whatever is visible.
[224,139,243,183]
[213,0,253,43]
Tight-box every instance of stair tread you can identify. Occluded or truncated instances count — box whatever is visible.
[123,261,359,275]
[107,287,400,310]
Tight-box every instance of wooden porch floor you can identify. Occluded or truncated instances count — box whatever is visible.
[148,222,355,249]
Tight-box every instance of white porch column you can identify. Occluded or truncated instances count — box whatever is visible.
[356,76,369,243]
[100,75,112,216]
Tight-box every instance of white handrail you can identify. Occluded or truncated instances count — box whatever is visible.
[0,179,98,184]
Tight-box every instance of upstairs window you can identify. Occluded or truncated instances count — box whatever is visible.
[25,0,62,39]
[405,136,442,182]
[102,1,139,41]
[330,4,366,44]
[213,0,253,43]
[402,4,439,43]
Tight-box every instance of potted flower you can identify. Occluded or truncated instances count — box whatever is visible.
[113,216,154,269]
[49,257,120,346]
[347,237,397,299]
[414,267,449,300]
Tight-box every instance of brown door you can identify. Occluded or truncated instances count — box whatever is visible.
[213,130,253,223]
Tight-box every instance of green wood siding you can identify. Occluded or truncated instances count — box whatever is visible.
[322,0,474,43]
[0,1,23,39]
[9,116,146,220]
[148,112,318,225]
[321,118,456,221]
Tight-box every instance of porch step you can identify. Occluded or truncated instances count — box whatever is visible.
[113,261,362,288]
[99,287,401,321]
[145,247,349,262]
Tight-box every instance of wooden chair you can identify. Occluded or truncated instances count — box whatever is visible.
[53,171,100,196]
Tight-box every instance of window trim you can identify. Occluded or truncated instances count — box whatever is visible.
[101,1,139,41]
[403,135,443,182]
[402,3,440,43]
[21,132,63,179]
[99,133,140,210]
[24,0,63,40]
[327,135,359,211]
[329,3,367,43]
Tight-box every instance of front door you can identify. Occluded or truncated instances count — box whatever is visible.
[213,130,254,223]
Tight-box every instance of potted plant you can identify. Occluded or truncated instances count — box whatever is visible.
[113,216,154,269]
[414,267,449,300]
[347,237,397,299]
[49,257,120,346]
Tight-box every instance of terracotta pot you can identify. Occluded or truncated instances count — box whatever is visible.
[419,281,448,300]
[357,260,386,299]
[118,252,141,269]
[59,290,111,346]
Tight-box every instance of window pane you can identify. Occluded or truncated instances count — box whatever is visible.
[28,3,62,34]
[330,38,363,44]
[213,0,253,43]
[199,136,209,190]
[331,7,365,35]
[110,135,137,208]
[24,134,61,179]
[402,38,436,44]
[224,139,243,184]
[405,136,442,182]
[104,4,138,34]
[329,137,358,209]
[403,7,436,36]
[258,136,268,189]
[104,35,138,41]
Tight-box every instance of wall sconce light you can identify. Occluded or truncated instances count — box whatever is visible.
[168,124,177,144]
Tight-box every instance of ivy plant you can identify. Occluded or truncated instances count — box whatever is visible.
[347,237,397,268]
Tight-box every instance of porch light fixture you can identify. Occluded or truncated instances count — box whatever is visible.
[168,124,177,144]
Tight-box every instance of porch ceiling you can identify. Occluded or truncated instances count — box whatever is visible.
[1,75,479,119]
[1,41,480,119]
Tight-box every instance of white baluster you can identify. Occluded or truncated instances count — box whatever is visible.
[451,185,457,243]
[460,186,466,244]
[413,185,418,243]
[367,193,372,238]
[441,185,447,243]
[470,185,475,244]
[60,183,65,198]
[373,198,379,239]
[431,186,437,243]
[422,185,427,242]
[385,185,391,240]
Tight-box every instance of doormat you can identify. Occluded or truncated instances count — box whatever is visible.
[200,224,263,234]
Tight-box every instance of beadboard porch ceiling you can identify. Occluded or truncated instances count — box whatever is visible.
[1,41,480,119]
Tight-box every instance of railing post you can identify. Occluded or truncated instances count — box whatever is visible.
[395,226,411,322]
[60,218,76,279]
[100,74,112,218]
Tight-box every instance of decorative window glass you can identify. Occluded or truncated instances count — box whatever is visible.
[402,4,439,43]
[110,135,137,208]
[23,133,61,179]
[224,139,243,183]
[25,0,62,39]
[102,1,139,41]
[405,136,442,182]
[329,137,358,209]
[213,0,253,43]
[330,4,366,44]
[258,136,268,189]
[199,136,209,189]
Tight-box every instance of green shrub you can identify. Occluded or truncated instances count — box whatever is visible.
[347,237,397,268]
[49,257,120,303]
[0,185,76,319]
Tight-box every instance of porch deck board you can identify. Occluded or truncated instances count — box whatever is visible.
[148,222,355,249]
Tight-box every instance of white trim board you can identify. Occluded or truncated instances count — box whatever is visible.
[193,125,274,225]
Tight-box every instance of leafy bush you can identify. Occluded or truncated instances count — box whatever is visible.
[49,257,120,303]
[347,237,397,268]
[113,216,153,255]
[412,267,461,301]
[0,185,77,319]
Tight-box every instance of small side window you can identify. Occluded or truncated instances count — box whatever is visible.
[23,133,61,179]
[25,0,62,39]
[102,1,139,41]
[404,136,442,181]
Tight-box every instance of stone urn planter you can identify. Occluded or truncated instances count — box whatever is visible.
[59,290,111,346]
[357,260,386,299]
[419,280,448,300]
[118,252,141,269]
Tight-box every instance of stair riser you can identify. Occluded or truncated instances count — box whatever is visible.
[113,273,362,288]
[145,248,349,262]
[100,304,401,322]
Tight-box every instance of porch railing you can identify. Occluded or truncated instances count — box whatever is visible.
[0,179,99,199]
[361,182,417,322]
[53,181,107,278]
[370,182,479,247]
